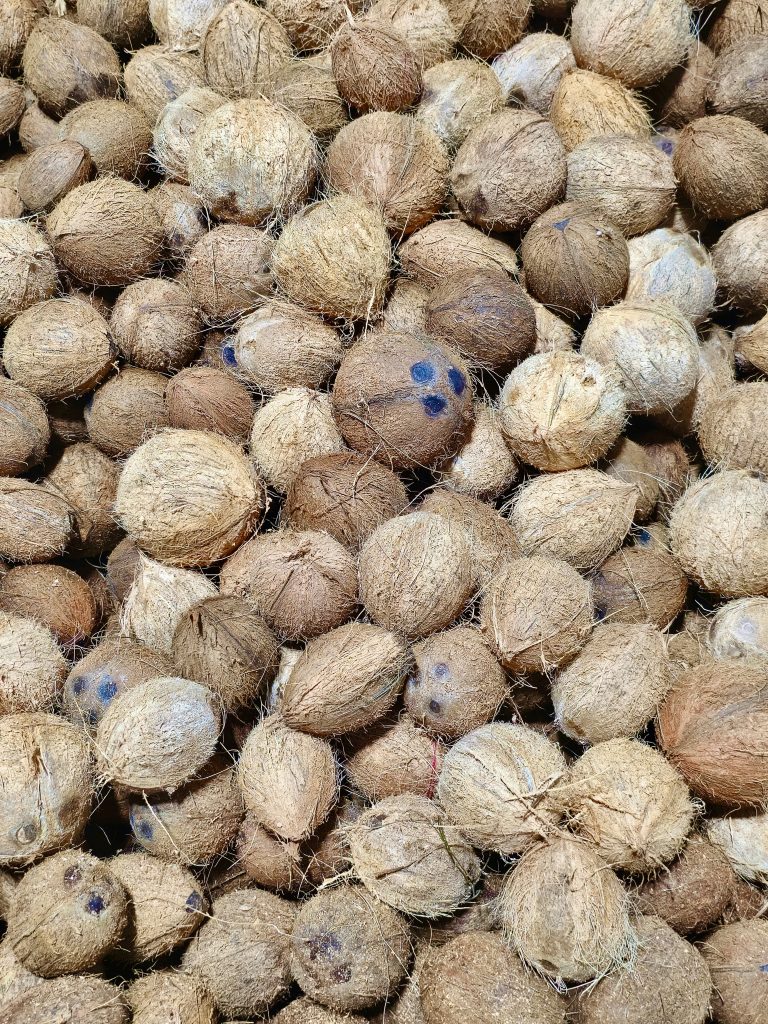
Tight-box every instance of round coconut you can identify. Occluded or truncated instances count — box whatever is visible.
[359,511,475,639]
[63,637,174,733]
[330,20,420,114]
[709,597,768,660]
[22,17,121,118]
[188,98,315,225]
[0,712,93,866]
[700,384,768,476]
[284,451,408,550]
[345,715,444,801]
[86,366,169,459]
[553,622,671,744]
[0,976,128,1024]
[674,115,768,221]
[500,350,626,472]
[737,313,768,374]
[442,0,529,60]
[416,58,503,150]
[0,151,29,190]
[7,849,128,977]
[601,437,660,522]
[116,429,264,568]
[532,300,577,353]
[0,76,24,135]
[348,793,480,917]
[550,68,652,151]
[0,479,74,564]
[713,209,768,313]
[45,442,121,557]
[520,202,630,318]
[363,0,458,69]
[76,0,151,48]
[166,367,255,443]
[150,0,228,49]
[0,380,49,476]
[492,32,575,114]
[221,529,357,640]
[702,921,768,1024]
[128,971,216,1024]
[480,556,594,674]
[435,401,519,500]
[47,178,163,287]
[332,333,472,469]
[653,39,714,128]
[438,722,566,854]
[399,218,518,285]
[636,833,737,934]
[419,488,520,581]
[181,224,273,324]
[566,135,677,237]
[450,108,567,231]
[669,469,768,597]
[626,228,716,327]
[270,54,347,140]
[0,565,97,647]
[0,219,57,326]
[264,0,362,50]
[707,811,768,886]
[17,139,93,213]
[497,836,636,983]
[290,884,411,1011]
[658,659,768,807]
[201,2,293,99]
[272,195,390,320]
[151,181,208,260]
[236,814,304,892]
[721,878,768,924]
[124,45,205,124]
[109,852,206,963]
[668,610,711,675]
[121,554,218,653]
[238,715,337,840]
[0,610,66,715]
[0,0,41,75]
[705,0,768,52]
[59,99,152,180]
[110,278,201,373]
[327,112,448,236]
[273,998,369,1024]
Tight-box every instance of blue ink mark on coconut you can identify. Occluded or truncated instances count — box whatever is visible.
[422,394,447,417]
[137,818,153,841]
[637,528,651,546]
[97,677,117,704]
[87,894,105,915]
[410,360,436,384]
[71,676,87,695]
[595,606,607,621]
[185,892,203,913]
[553,217,571,231]
[448,367,466,396]
[433,662,450,680]
[222,343,237,367]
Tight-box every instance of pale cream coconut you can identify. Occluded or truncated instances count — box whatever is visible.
[707,811,768,886]
[699,383,768,476]
[492,32,575,113]
[202,1,293,99]
[0,219,57,325]
[712,208,768,313]
[627,228,717,326]
[709,597,768,660]
[0,611,66,715]
[152,86,226,183]
[435,402,519,500]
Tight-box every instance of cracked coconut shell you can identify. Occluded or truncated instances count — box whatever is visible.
[363,0,458,69]
[330,20,420,114]
[0,219,56,326]
[124,45,205,124]
[345,715,444,801]
[59,99,152,180]
[699,383,768,476]
[128,971,216,1024]
[0,380,49,476]
[417,58,503,150]
[270,53,347,140]
[0,976,128,1024]
[201,1,292,99]
[701,920,768,1024]
[550,68,652,151]
[0,565,97,647]
[709,597,768,660]
[626,227,716,327]
[166,367,255,443]
[399,218,518,285]
[0,609,66,715]
[45,441,121,557]
[181,223,273,324]
[17,139,93,213]
[111,278,200,372]
[436,401,519,500]
[492,32,575,114]
[86,366,169,459]
[713,209,768,313]
[0,479,74,564]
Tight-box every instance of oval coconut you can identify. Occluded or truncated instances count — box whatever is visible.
[0,565,97,647]
[59,99,152,180]
[492,32,575,113]
[0,610,66,715]
[399,218,518,285]
[0,0,41,75]
[345,715,444,801]
[181,224,273,324]
[737,312,768,373]
[45,441,121,557]
[652,37,715,128]
[87,366,169,459]
[550,68,652,151]
[165,366,255,443]
[17,139,93,213]
[270,53,348,140]
[708,35,768,128]
[699,383,768,476]
[237,814,304,893]
[0,379,49,476]
[363,0,458,70]
[77,0,151,48]
[601,437,661,522]
[706,0,768,53]
[626,228,716,326]
[709,597,768,661]
[442,0,530,60]
[419,488,521,581]
[0,219,57,325]
[151,181,209,260]
[201,1,293,100]
[124,45,205,124]
[0,480,74,564]
[330,20,420,114]
[416,57,503,150]
[713,209,768,313]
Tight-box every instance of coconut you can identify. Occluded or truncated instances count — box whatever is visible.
[674,115,768,221]
[713,209,768,313]
[348,793,480,916]
[668,610,711,675]
[273,999,369,1024]
[499,351,626,472]
[128,972,216,1024]
[221,529,357,640]
[435,402,519,500]
[0,565,97,648]
[626,228,716,327]
[346,715,444,801]
[0,184,22,217]
[498,837,636,983]
[450,108,567,231]
[0,712,92,866]
[0,76,24,134]
[532,300,577,353]
[112,279,201,373]
[635,429,698,516]
[737,313,768,373]
[22,17,121,117]
[43,398,88,447]
[0,0,41,74]
[330,20,420,114]
[0,610,66,715]
[371,279,430,336]
[109,852,206,963]
[658,659,768,807]
[492,32,575,113]
[520,202,630,318]
[236,814,303,892]
[150,0,228,49]
[181,224,274,324]
[399,218,518,285]
[0,152,28,190]
[237,715,338,840]
[106,537,141,605]
[59,99,152,181]
[86,367,169,459]
[201,1,292,100]
[364,0,458,69]
[0,219,57,326]
[121,554,218,653]
[652,39,715,127]
[266,0,363,49]
[702,921,768,1024]
[481,556,594,674]
[17,140,93,213]
[0,380,49,476]
[706,0,768,53]
[601,437,660,521]
[415,58,503,151]
[45,442,121,557]
[332,333,472,469]
[151,182,208,260]
[636,833,737,934]
[709,597,768,660]
[165,367,255,443]
[443,0,529,59]
[124,45,205,124]
[707,811,768,886]
[272,195,391,320]
[699,384,768,475]
[722,879,768,923]
[47,178,163,286]
[0,480,74,564]
[594,538,688,629]
[550,68,652,151]
[76,0,151,48]
[0,976,128,1024]
[411,870,504,947]
[419,488,520,580]
[669,470,768,597]
[270,54,347,140]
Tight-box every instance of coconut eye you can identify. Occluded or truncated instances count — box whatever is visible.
[185,892,202,913]
[71,675,88,695]
[447,368,466,395]
[86,893,105,915]
[429,699,442,714]
[433,662,450,680]
[221,343,237,367]
[16,822,38,845]
[97,677,117,704]
[63,865,82,885]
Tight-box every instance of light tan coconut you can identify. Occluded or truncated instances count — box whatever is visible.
[626,228,716,326]
[237,715,338,840]
[150,0,228,49]
[273,195,390,320]
[273,999,369,1024]
[601,437,660,521]
[19,96,59,151]
[76,0,151,48]
[181,224,273,324]
[59,99,152,180]
[0,379,49,476]
[270,54,347,140]
[128,972,216,1024]
[707,812,768,886]
[0,183,22,217]
[532,299,577,353]
[0,712,93,866]
[399,218,518,285]
[702,920,768,1024]
[737,312,768,373]
[165,367,255,443]
[345,715,444,801]
[364,0,458,69]
[0,76,24,135]
[0,976,128,1024]
[121,554,218,653]
[667,609,710,675]
[450,108,567,231]
[0,0,42,74]
[713,209,768,313]
[709,597,768,660]
[86,366,168,459]
[236,814,303,892]
[266,0,364,50]
[22,17,121,117]
[699,382,765,474]
[593,538,689,629]
[151,181,208,260]
[201,1,293,99]
[435,402,519,500]
[17,140,93,213]
[124,45,205,124]
[45,441,121,557]
[0,610,66,715]
[443,0,530,59]
[151,87,225,183]
[498,836,637,982]
[348,793,480,916]
[492,32,575,114]
[375,278,432,337]
[111,278,201,372]
[550,68,652,151]
[553,622,671,744]
[419,488,521,581]
[480,555,594,674]
[669,469,768,597]
[706,0,768,53]
[0,219,57,326]
[0,480,74,564]
[330,20,421,114]
[0,565,97,648]
[416,58,503,150]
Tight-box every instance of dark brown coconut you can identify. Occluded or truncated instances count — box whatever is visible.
[652,38,715,128]
[201,1,293,99]
[417,57,503,150]
[0,480,74,564]
[702,920,768,1024]
[128,972,216,1024]
[713,209,768,313]
[110,278,200,373]
[330,20,421,114]
[0,0,42,75]
[399,218,518,285]
[345,715,444,801]
[492,32,575,114]
[0,380,49,476]
[450,108,567,231]
[86,366,169,459]
[706,0,768,53]
[303,796,364,887]
[77,0,152,48]
[0,610,66,715]
[419,488,520,581]
[45,441,121,557]
[0,565,97,647]
[59,99,151,182]
[332,333,473,469]
[0,976,128,1024]
[721,878,768,924]
[0,219,57,326]
[270,54,348,140]
[166,367,255,443]
[236,814,303,892]
[45,397,90,446]
[124,45,205,124]
[443,0,530,60]
[635,429,698,517]
[550,68,652,151]
[181,224,274,324]
[658,658,768,808]
[151,181,209,261]
[17,140,93,213]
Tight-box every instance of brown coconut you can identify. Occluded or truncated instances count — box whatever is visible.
[348,793,480,916]
[658,658,768,807]
[166,367,255,443]
[634,429,698,516]
[0,380,49,476]
[109,852,206,963]
[149,0,228,49]
[601,437,660,521]
[363,0,458,69]
[0,0,42,75]
[627,228,717,327]
[272,195,390,320]
[151,182,208,262]
[450,108,567,231]
[236,814,304,892]
[721,878,768,923]
[635,833,737,935]
[0,480,74,564]
[706,0,768,53]
[399,218,518,285]
[128,972,216,1024]
[669,469,768,597]
[674,115,768,221]
[416,58,503,150]
[699,383,768,476]
[266,0,364,50]
[435,402,519,500]
[737,312,768,373]
[22,17,121,117]
[0,219,57,326]
[0,76,24,135]
[270,54,347,140]
[181,224,273,324]
[59,99,151,181]
[707,811,768,886]
[121,555,217,653]
[702,921,768,1024]
[330,20,420,114]
[43,397,89,446]
[491,32,575,114]
[237,715,338,840]
[0,183,22,218]
[77,0,152,48]
[534,300,581,352]
[45,442,121,557]
[124,45,205,124]
[0,565,96,647]
[713,209,768,313]
[110,278,200,372]
[711,36,768,127]
[652,38,715,127]
[345,715,444,801]
[17,95,63,151]
[497,836,636,982]
[550,68,652,151]
[17,140,93,213]
[284,451,408,550]
[0,712,93,866]
[0,610,66,715]
[86,366,169,459]
[419,488,520,581]
[480,555,594,674]
[273,998,369,1024]
[443,0,529,59]
[201,1,292,99]
[0,976,128,1024]
[106,536,141,605]
[709,597,768,660]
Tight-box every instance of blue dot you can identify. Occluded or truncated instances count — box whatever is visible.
[72,676,87,695]
[97,678,118,704]
[760,964,768,973]
[433,662,450,680]
[185,892,202,913]
[410,360,436,384]
[87,894,105,915]
[553,218,571,231]
[595,606,606,621]
[222,343,237,367]
[138,819,153,840]
[637,528,651,546]
[422,394,447,418]
[447,368,466,396]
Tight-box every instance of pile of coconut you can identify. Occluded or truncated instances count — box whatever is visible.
[0,0,767,1021]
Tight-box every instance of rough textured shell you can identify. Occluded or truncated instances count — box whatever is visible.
[442,0,530,60]
[59,99,152,180]
[707,812,768,886]
[165,366,255,443]
[364,0,458,69]
[0,479,74,564]
[124,45,205,124]
[266,0,365,50]
[399,218,518,285]
[419,489,521,581]
[330,21,421,114]
[436,402,519,500]
[700,920,768,1024]
[0,379,50,476]
[626,228,716,326]
[416,58,503,150]
[0,219,57,326]
[152,86,226,182]
[86,366,169,459]
[345,715,444,801]
[0,564,97,647]
[181,224,274,323]
[270,54,347,140]
[492,32,575,113]
[128,972,216,1024]
[202,1,293,99]
[0,976,128,1024]
[550,69,652,151]
[121,554,218,653]
[709,597,768,660]
[699,383,768,476]
[0,611,66,715]
[17,139,93,213]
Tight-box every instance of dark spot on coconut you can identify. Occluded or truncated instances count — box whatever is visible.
[71,675,87,695]
[331,963,353,983]
[137,818,153,840]
[448,367,466,395]
[185,892,202,913]
[64,865,82,886]
[656,137,674,156]
[760,964,768,973]
[553,217,571,231]
[433,662,450,680]
[84,393,94,412]
[68,73,116,105]
[422,394,447,417]
[368,813,386,828]
[429,699,442,714]
[637,528,651,546]
[97,677,117,704]
[86,708,99,726]
[86,893,105,915]
[163,77,179,99]
[411,360,436,384]
[16,822,38,845]
[595,605,607,621]
[307,931,343,961]
[222,343,237,367]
